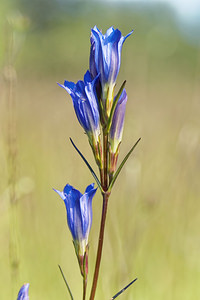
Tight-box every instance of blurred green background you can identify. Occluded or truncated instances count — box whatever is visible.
[0,0,200,299]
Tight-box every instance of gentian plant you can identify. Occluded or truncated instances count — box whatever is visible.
[16,26,140,300]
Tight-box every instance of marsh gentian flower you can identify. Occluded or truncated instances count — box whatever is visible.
[17,283,29,300]
[58,71,102,167]
[58,71,100,139]
[109,89,127,175]
[54,183,97,257]
[90,26,133,114]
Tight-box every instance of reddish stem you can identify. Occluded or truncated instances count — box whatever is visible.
[89,192,109,300]
[89,133,110,300]
[83,276,87,300]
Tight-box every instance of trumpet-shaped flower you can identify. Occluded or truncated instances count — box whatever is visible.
[90,26,133,114]
[109,89,127,175]
[54,183,97,257]
[58,71,100,144]
[17,283,29,300]
[58,71,102,167]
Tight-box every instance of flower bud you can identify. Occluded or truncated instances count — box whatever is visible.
[109,89,127,175]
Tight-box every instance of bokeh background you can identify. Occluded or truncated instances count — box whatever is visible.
[0,0,200,299]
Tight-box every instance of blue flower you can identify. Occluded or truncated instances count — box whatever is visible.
[90,26,133,114]
[58,71,100,145]
[109,89,127,175]
[17,283,29,300]
[54,183,97,256]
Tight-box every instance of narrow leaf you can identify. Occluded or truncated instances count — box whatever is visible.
[106,80,126,133]
[108,138,141,192]
[110,278,138,299]
[58,265,74,300]
[70,138,103,193]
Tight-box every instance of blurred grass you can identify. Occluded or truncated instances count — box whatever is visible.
[0,1,200,299]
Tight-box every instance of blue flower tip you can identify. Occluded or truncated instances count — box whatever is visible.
[53,188,66,201]
[57,82,64,88]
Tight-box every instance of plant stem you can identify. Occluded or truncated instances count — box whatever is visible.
[89,192,109,300]
[83,276,87,300]
[99,168,104,188]
[89,132,110,300]
[103,133,108,190]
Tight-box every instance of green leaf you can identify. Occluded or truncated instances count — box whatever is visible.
[58,265,74,300]
[70,138,103,193]
[110,278,138,299]
[108,138,141,192]
[105,80,126,134]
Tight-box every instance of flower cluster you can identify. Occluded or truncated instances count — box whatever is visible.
[56,26,132,288]
[16,26,135,300]
[59,26,132,175]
